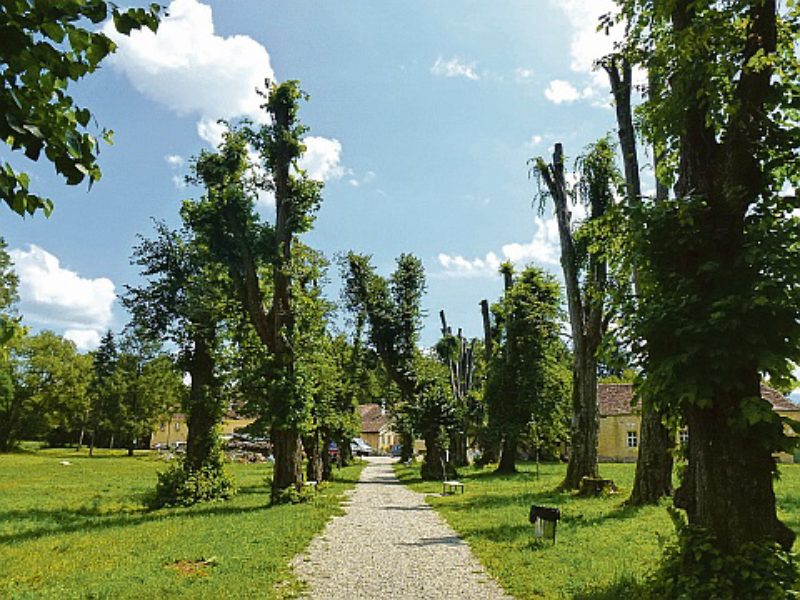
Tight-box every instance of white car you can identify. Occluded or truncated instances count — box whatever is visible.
[350,437,373,456]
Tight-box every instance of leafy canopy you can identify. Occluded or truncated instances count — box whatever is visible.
[0,0,159,216]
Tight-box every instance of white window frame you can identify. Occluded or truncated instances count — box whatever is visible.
[626,430,638,448]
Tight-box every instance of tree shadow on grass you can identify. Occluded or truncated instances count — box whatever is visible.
[571,575,651,599]
[0,501,271,546]
[777,494,800,536]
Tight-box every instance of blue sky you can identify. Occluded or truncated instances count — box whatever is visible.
[3,0,629,351]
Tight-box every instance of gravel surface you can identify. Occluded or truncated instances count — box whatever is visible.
[291,456,513,599]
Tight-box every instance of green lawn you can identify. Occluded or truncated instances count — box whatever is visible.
[395,461,800,599]
[0,447,363,600]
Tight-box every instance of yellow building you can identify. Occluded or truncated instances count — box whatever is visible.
[597,383,800,463]
[151,413,187,448]
[357,404,401,453]
[150,413,256,449]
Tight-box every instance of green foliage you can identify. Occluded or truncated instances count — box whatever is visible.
[3,330,92,449]
[0,0,160,216]
[484,265,570,449]
[152,451,235,508]
[648,508,798,600]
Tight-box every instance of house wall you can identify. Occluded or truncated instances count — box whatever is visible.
[598,414,641,463]
[362,432,380,450]
[150,415,187,448]
[151,416,256,449]
[221,418,255,436]
[598,411,796,464]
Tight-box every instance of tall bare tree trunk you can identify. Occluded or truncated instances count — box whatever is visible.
[604,58,674,505]
[537,144,603,490]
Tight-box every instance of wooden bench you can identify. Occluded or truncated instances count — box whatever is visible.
[442,480,465,495]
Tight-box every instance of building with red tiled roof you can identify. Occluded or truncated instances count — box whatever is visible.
[597,383,799,463]
[357,403,401,453]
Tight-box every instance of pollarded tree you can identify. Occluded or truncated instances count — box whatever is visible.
[342,252,457,479]
[610,0,800,568]
[186,81,324,501]
[532,138,617,489]
[124,222,234,506]
[601,57,675,506]
[435,311,477,467]
[484,264,568,474]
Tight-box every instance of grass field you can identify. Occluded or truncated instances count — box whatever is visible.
[395,461,800,599]
[0,447,363,600]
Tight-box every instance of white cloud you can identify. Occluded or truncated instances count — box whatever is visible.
[64,329,102,352]
[557,0,618,76]
[436,217,560,278]
[165,154,186,188]
[544,80,581,104]
[298,136,345,182]
[165,154,184,167]
[514,67,535,81]
[103,0,274,139]
[431,56,480,81]
[196,118,229,149]
[10,245,115,347]
[348,170,376,187]
[545,0,622,103]
[526,135,544,148]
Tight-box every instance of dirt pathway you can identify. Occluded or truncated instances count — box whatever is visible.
[291,456,512,599]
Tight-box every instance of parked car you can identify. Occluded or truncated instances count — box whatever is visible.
[350,437,373,456]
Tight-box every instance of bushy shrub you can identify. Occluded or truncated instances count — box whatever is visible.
[265,475,318,504]
[152,456,235,508]
[647,508,797,599]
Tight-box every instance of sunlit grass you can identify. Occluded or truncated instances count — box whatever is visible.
[396,460,800,599]
[0,447,363,599]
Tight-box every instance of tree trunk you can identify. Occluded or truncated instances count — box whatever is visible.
[449,431,468,467]
[127,445,134,457]
[185,329,218,473]
[538,144,603,490]
[109,433,114,450]
[321,434,333,481]
[675,381,793,551]
[271,427,303,501]
[89,430,95,457]
[420,430,446,480]
[338,435,353,466]
[495,434,517,474]
[304,432,323,483]
[628,395,673,506]
[562,353,599,489]
[400,430,414,462]
[606,58,675,504]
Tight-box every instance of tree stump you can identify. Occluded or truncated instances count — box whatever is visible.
[579,477,617,497]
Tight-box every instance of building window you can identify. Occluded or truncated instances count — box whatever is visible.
[159,423,165,432]
[174,422,181,431]
[679,428,689,445]
[627,431,638,448]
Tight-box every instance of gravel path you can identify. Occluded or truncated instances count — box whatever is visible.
[291,456,513,599]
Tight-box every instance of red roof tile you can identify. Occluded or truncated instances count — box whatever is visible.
[357,403,389,433]
[597,383,799,417]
